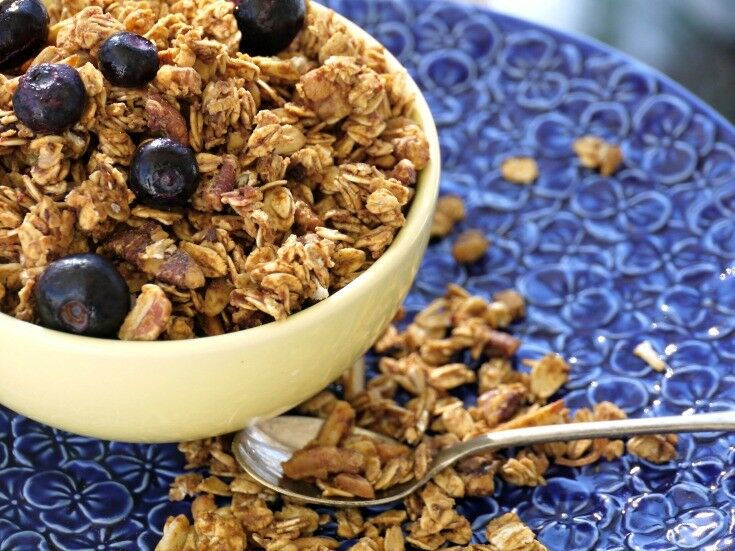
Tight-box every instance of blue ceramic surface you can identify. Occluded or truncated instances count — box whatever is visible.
[3,0,735,549]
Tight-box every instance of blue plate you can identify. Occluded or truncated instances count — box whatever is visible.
[3,1,735,549]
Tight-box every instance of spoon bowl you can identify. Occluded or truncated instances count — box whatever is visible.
[233,411,735,507]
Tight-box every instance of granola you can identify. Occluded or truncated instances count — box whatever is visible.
[0,0,429,339]
[430,195,464,238]
[451,230,489,264]
[157,282,680,551]
[500,157,538,185]
[572,135,623,176]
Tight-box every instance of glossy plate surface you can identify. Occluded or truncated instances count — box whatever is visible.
[3,0,735,549]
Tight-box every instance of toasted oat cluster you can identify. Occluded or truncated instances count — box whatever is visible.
[158,283,677,551]
[0,0,428,339]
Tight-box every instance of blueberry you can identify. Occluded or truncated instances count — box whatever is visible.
[129,138,199,208]
[98,32,159,88]
[13,63,86,134]
[35,253,130,338]
[235,0,305,56]
[0,0,49,71]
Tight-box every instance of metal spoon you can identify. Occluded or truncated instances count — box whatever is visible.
[232,411,735,507]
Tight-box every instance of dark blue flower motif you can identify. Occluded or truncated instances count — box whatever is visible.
[417,49,476,95]
[143,501,192,538]
[669,143,735,231]
[0,531,50,551]
[626,94,716,184]
[576,456,655,498]
[105,443,183,502]
[468,106,535,165]
[414,2,472,54]
[0,468,38,527]
[657,265,735,340]
[588,376,649,415]
[656,367,735,424]
[0,407,11,469]
[23,460,133,533]
[0,519,50,550]
[517,477,617,551]
[519,264,620,333]
[567,61,658,110]
[571,170,672,242]
[625,483,727,550]
[668,339,723,371]
[659,237,721,282]
[11,416,105,469]
[531,105,629,160]
[685,181,735,238]
[414,245,466,298]
[498,30,581,110]
[703,216,735,266]
[552,332,610,389]
[609,332,675,378]
[50,517,144,551]
[523,213,613,270]
[470,236,523,279]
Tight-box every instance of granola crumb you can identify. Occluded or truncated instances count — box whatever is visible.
[633,340,668,372]
[452,229,489,264]
[485,512,548,551]
[524,353,570,401]
[500,157,538,185]
[627,434,678,463]
[431,195,465,238]
[573,135,623,176]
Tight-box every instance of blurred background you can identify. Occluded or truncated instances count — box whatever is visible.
[468,0,735,121]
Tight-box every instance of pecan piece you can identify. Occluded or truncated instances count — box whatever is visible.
[282,446,365,480]
[146,92,189,145]
[485,329,521,357]
[118,284,171,341]
[104,223,206,289]
[475,384,527,428]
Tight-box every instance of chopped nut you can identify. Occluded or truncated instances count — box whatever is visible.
[282,446,365,480]
[633,340,668,372]
[146,91,189,145]
[118,284,172,341]
[501,157,538,184]
[452,230,489,264]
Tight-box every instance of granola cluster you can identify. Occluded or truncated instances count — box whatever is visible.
[157,282,677,551]
[0,0,428,339]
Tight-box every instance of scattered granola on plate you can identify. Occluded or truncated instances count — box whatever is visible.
[572,135,623,176]
[157,283,677,551]
[0,0,429,339]
[500,157,538,185]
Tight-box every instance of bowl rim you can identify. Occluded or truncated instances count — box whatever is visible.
[0,2,441,355]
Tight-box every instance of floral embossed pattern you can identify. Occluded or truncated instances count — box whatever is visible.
[2,0,735,549]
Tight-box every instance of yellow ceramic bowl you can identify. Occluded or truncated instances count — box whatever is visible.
[0,5,440,443]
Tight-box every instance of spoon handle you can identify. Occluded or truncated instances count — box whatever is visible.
[430,411,735,473]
